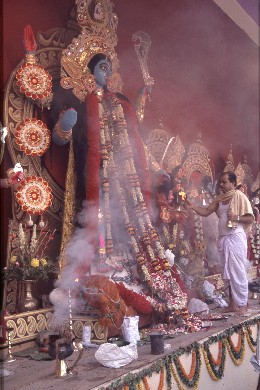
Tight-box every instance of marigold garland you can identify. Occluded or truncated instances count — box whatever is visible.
[202,340,226,381]
[98,317,260,390]
[137,382,143,390]
[158,367,164,390]
[142,376,150,390]
[225,329,245,366]
[98,94,187,312]
[170,361,185,390]
[172,344,201,388]
[245,325,257,352]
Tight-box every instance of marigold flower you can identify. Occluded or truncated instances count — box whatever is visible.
[40,258,48,267]
[10,255,17,264]
[31,258,39,267]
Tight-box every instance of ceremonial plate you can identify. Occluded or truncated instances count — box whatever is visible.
[16,176,53,215]
[16,63,52,100]
[15,118,50,156]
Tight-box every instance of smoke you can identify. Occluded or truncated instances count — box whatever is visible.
[116,0,259,175]
[49,203,98,326]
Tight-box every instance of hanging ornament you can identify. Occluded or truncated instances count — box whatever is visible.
[15,118,50,156]
[16,25,52,101]
[27,215,34,227]
[38,215,45,228]
[15,176,53,215]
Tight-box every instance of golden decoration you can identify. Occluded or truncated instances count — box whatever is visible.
[59,141,76,272]
[3,309,107,347]
[182,132,214,183]
[251,172,260,193]
[145,119,185,172]
[61,0,122,100]
[235,162,245,186]
[241,154,254,189]
[224,144,235,172]
[132,31,154,86]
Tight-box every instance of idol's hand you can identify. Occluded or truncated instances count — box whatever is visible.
[60,108,77,132]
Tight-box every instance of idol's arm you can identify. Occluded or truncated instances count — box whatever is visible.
[52,108,77,145]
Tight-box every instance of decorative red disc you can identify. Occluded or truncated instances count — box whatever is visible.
[16,176,53,215]
[15,118,50,156]
[16,62,52,100]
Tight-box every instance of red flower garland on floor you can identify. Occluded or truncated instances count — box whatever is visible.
[116,282,153,314]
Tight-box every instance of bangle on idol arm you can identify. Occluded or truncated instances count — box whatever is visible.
[54,121,72,141]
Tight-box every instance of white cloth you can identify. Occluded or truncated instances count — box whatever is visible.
[217,203,248,307]
[217,202,248,306]
[218,202,244,237]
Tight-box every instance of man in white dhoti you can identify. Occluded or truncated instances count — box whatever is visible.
[186,171,254,314]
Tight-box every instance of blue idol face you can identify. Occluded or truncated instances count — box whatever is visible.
[93,59,112,88]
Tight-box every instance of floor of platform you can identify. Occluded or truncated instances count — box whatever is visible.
[1,299,260,390]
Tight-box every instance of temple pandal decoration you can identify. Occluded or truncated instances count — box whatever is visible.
[1,5,260,389]
[1,309,107,350]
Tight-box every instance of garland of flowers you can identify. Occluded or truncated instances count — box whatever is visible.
[98,318,260,390]
[172,342,201,388]
[249,223,260,263]
[225,328,245,366]
[170,362,185,390]
[244,325,257,352]
[203,340,226,380]
[99,94,187,312]
[158,367,164,390]
[137,383,143,390]
[142,375,150,390]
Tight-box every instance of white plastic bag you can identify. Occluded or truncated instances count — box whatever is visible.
[212,296,228,308]
[95,342,138,368]
[121,316,140,344]
[202,280,215,299]
[188,298,209,314]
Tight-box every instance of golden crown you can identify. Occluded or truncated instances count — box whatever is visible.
[61,0,122,100]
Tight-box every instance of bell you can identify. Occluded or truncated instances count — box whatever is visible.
[227,220,233,228]
[48,335,83,378]
[56,358,71,377]
[27,215,34,227]
[38,216,45,228]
